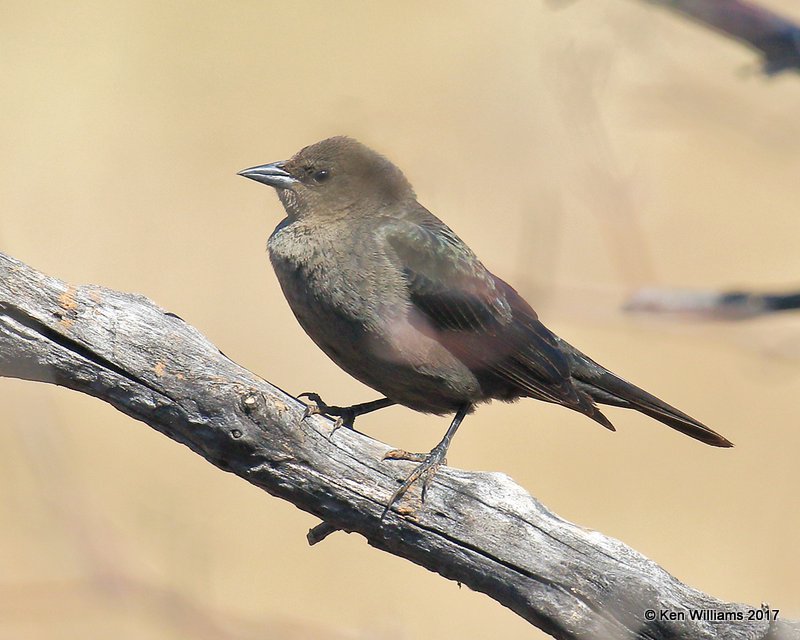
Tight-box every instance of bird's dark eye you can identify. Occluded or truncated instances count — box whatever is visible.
[312,169,331,183]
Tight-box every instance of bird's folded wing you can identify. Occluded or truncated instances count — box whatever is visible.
[383,212,587,408]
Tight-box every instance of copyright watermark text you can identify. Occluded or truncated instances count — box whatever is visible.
[643,606,779,622]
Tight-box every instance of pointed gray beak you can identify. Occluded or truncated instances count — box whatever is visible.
[238,161,299,189]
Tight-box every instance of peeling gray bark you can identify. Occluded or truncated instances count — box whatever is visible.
[0,251,797,640]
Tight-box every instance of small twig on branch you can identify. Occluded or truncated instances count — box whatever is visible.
[307,521,340,546]
[0,251,797,640]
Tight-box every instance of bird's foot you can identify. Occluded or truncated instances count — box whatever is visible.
[297,392,355,436]
[298,394,396,438]
[381,445,448,519]
[379,403,469,519]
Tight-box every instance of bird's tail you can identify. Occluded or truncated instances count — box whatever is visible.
[560,341,733,448]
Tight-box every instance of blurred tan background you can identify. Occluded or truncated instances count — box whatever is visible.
[2,1,799,638]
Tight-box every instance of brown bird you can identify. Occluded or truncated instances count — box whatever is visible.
[239,137,732,515]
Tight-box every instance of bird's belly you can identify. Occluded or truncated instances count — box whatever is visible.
[272,260,481,413]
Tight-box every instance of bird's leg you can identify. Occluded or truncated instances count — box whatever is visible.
[381,404,471,518]
[298,392,395,435]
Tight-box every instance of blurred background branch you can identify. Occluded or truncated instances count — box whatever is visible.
[3,251,797,640]
[625,286,800,320]
[640,0,800,75]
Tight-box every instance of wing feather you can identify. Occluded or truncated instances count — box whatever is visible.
[383,208,609,426]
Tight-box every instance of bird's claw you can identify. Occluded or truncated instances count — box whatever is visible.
[297,392,355,435]
[329,415,352,438]
[381,446,448,519]
[298,391,337,420]
[298,392,323,420]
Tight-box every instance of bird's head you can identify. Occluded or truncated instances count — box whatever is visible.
[239,136,415,220]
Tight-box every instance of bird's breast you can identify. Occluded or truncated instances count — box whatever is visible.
[266,219,481,411]
[268,220,396,325]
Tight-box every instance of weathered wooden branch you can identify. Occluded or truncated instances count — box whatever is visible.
[0,251,797,640]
